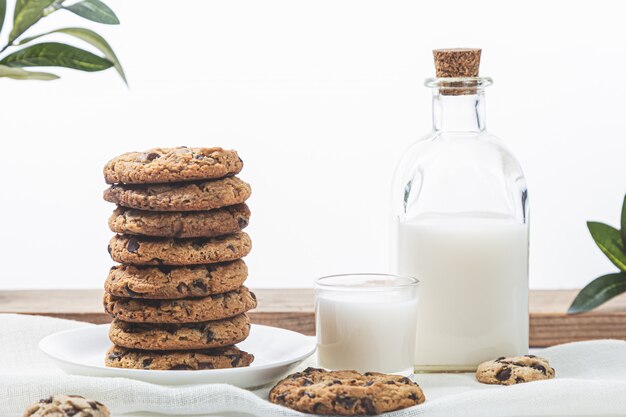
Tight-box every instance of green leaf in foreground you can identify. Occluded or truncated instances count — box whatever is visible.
[621,194,626,246]
[0,0,7,38]
[64,0,118,24]
[587,221,626,272]
[9,0,56,43]
[0,42,112,71]
[568,272,626,314]
[0,63,58,79]
[18,27,126,83]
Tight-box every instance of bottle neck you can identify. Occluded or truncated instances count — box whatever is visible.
[432,90,486,133]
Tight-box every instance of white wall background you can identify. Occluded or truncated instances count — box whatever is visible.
[0,0,624,290]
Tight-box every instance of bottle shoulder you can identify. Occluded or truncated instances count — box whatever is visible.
[393,130,528,223]
[395,130,525,178]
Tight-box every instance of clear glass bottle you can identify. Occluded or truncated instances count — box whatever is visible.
[392,50,529,372]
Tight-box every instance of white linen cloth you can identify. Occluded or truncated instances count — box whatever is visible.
[0,314,625,417]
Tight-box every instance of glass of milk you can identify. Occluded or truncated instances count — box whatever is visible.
[315,273,419,376]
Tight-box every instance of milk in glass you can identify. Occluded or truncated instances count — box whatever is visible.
[315,274,419,375]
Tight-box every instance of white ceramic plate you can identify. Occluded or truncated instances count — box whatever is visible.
[39,324,316,387]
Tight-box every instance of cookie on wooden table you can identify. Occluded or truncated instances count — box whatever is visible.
[107,232,252,265]
[109,314,251,350]
[105,260,248,299]
[269,367,425,415]
[106,345,254,370]
[103,286,257,323]
[103,177,251,212]
[108,204,250,238]
[104,146,243,184]
[24,395,109,417]
[476,355,555,385]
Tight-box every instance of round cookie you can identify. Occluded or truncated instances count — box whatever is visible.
[108,204,250,238]
[105,260,248,299]
[103,286,257,323]
[24,395,109,417]
[476,355,555,385]
[269,367,425,415]
[108,232,252,265]
[104,147,243,184]
[103,177,251,212]
[109,314,251,350]
[106,345,254,370]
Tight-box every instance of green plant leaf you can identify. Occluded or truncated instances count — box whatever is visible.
[621,194,626,246]
[0,63,58,79]
[568,272,626,314]
[10,0,57,44]
[64,0,118,24]
[14,0,25,15]
[0,0,7,38]
[18,28,126,83]
[0,42,112,71]
[587,221,626,272]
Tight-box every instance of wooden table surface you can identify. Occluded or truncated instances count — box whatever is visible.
[1,289,625,347]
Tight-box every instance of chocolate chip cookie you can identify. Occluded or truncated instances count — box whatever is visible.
[24,395,109,417]
[106,345,254,370]
[476,355,555,385]
[104,286,257,323]
[108,204,250,238]
[108,232,252,265]
[104,147,243,184]
[269,367,425,415]
[105,260,248,299]
[103,177,251,212]
[109,314,251,350]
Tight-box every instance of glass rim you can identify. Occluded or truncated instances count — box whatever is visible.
[424,76,493,89]
[315,273,420,292]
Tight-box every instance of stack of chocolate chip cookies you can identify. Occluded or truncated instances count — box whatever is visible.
[101,147,257,371]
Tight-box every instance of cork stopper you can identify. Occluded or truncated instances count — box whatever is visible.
[432,48,482,95]
[433,48,481,77]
